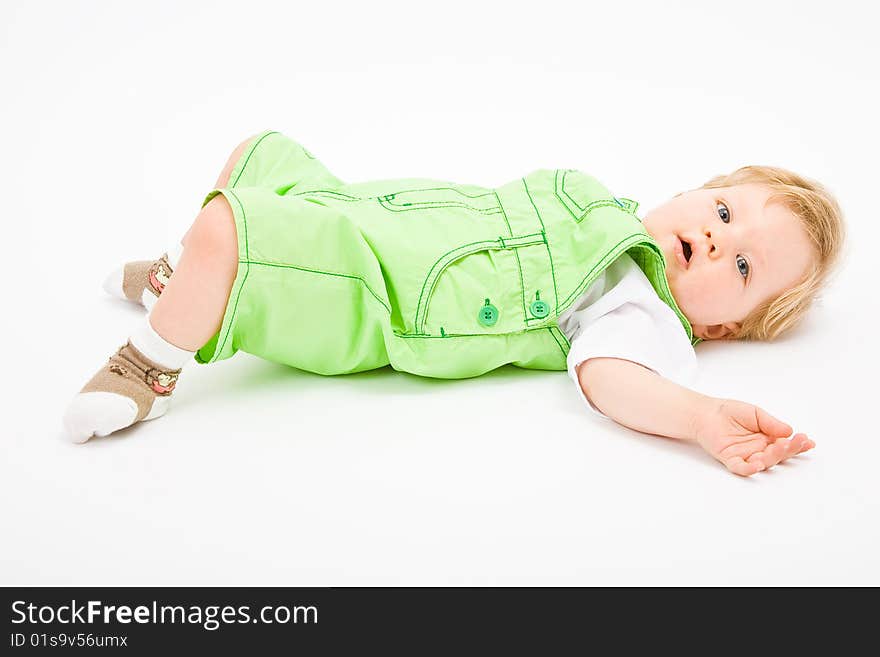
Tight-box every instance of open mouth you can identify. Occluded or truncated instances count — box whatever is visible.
[674,236,693,269]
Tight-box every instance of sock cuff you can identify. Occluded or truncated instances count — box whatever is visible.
[130,317,195,370]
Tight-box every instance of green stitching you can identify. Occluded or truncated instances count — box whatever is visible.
[626,244,693,341]
[378,198,502,214]
[393,323,562,339]
[241,259,391,314]
[213,190,251,362]
[554,325,571,349]
[547,326,568,357]
[578,200,624,222]
[376,186,502,214]
[558,234,646,310]
[499,232,545,245]
[553,169,624,224]
[616,197,640,215]
[559,170,586,212]
[522,175,559,314]
[292,189,361,201]
[414,238,503,332]
[512,247,527,322]
[553,170,577,220]
[494,190,528,325]
[493,191,514,237]
[415,233,545,333]
[229,131,278,188]
[381,186,498,199]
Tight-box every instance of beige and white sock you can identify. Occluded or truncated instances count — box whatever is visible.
[63,317,194,443]
[103,243,184,311]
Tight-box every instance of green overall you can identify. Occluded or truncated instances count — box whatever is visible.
[194,130,697,379]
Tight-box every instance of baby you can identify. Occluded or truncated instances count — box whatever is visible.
[63,130,846,477]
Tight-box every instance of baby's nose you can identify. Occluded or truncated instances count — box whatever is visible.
[704,229,721,258]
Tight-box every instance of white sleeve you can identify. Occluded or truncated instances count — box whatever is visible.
[567,302,698,419]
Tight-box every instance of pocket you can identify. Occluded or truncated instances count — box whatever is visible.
[414,233,547,336]
[554,169,630,223]
[377,187,503,215]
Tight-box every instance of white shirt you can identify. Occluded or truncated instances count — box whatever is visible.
[557,252,698,419]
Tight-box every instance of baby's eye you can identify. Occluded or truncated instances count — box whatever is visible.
[736,255,750,279]
[717,201,730,223]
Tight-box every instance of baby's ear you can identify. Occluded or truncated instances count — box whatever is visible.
[692,322,740,340]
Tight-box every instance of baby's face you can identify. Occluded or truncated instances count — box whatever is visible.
[641,183,814,339]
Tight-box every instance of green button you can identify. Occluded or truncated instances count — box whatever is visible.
[478,302,499,327]
[530,299,550,318]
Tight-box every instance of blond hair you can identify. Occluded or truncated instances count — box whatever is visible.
[693,166,846,341]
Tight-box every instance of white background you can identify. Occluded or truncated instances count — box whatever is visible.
[1,0,878,585]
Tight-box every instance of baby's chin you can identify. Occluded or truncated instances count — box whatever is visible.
[663,261,683,293]
[663,270,696,318]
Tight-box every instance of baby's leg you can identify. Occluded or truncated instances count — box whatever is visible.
[103,134,259,310]
[149,195,238,350]
[64,194,238,442]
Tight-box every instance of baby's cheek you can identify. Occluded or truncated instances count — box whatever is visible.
[701,288,743,323]
[674,279,719,324]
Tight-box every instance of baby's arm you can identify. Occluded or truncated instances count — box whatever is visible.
[577,358,814,476]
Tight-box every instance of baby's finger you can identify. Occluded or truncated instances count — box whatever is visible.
[796,434,815,453]
[719,437,769,462]
[746,453,766,471]
[756,439,790,469]
[764,436,807,467]
[789,433,812,454]
[777,434,813,462]
[725,455,763,477]
[755,406,794,439]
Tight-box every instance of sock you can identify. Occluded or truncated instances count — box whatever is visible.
[103,243,184,311]
[63,316,194,443]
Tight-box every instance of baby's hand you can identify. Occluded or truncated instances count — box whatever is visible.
[693,399,815,477]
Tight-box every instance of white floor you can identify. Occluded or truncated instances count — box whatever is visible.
[2,1,878,586]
